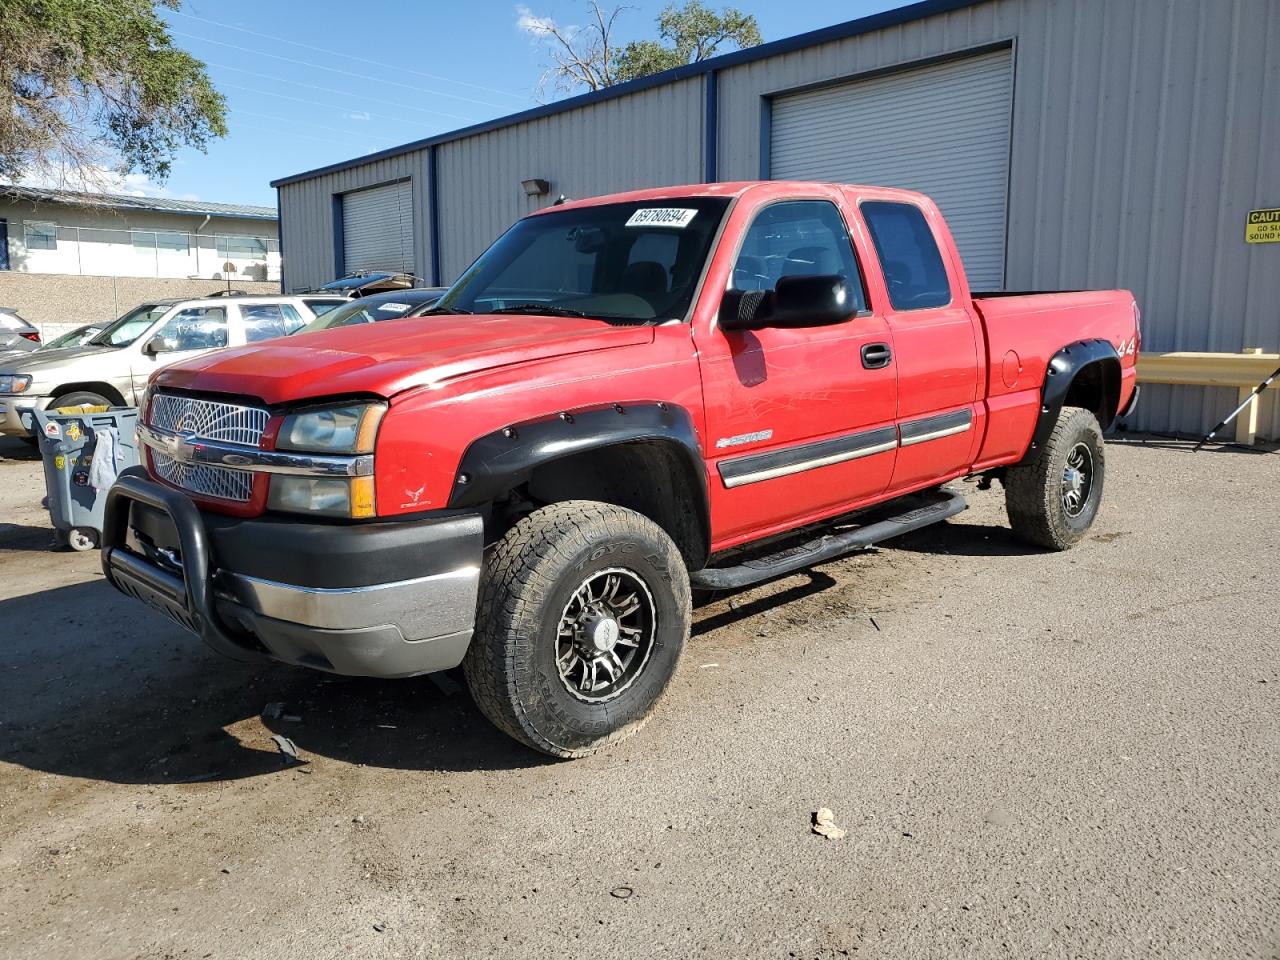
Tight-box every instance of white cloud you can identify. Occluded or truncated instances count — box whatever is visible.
[346,111,371,122]
[516,4,556,36]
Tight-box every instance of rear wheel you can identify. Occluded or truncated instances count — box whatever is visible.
[1004,405,1105,550]
[464,501,691,758]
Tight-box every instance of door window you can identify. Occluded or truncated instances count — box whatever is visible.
[859,201,951,310]
[152,307,228,350]
[280,303,307,333]
[729,201,867,311]
[241,303,293,342]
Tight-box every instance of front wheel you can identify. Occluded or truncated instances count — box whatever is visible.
[49,390,112,412]
[1004,405,1106,550]
[464,501,691,758]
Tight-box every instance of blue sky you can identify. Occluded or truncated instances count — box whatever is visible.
[152,0,904,206]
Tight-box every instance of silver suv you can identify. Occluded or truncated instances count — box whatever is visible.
[0,295,321,437]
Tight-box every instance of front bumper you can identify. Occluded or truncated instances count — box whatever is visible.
[101,467,483,678]
[0,394,51,435]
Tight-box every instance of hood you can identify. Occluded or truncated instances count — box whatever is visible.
[0,344,120,377]
[151,313,655,405]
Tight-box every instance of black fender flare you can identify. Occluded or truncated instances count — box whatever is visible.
[447,402,711,566]
[1021,339,1122,463]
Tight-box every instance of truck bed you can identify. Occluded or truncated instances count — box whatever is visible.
[970,290,1139,468]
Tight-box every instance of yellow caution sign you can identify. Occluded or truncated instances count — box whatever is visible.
[1246,208,1280,243]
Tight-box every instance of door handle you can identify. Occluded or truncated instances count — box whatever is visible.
[861,343,892,369]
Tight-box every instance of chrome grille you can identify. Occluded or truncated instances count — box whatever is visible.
[148,394,269,503]
[150,394,269,445]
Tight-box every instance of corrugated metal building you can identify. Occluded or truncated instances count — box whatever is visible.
[272,0,1280,439]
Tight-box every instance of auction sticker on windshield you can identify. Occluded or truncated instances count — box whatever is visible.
[626,208,698,228]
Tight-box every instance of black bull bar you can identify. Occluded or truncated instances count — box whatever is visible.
[101,466,266,663]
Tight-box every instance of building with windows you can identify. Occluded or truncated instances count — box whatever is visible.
[0,186,279,282]
[271,0,1278,439]
[0,185,281,334]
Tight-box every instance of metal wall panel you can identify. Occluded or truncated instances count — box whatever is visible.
[716,0,1280,438]
[435,77,704,281]
[770,47,1013,289]
[276,150,432,293]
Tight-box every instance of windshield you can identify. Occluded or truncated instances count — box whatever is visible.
[89,304,172,348]
[40,326,101,350]
[435,198,731,324]
[297,294,438,333]
[319,273,392,291]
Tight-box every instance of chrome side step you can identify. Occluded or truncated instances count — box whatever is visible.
[690,488,967,591]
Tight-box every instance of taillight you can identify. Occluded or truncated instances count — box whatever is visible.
[19,332,39,342]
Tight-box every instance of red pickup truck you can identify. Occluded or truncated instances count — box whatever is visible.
[103,181,1139,757]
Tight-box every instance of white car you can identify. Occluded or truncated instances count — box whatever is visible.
[0,294,325,438]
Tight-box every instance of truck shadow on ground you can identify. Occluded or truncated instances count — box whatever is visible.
[0,581,555,785]
[888,519,1045,558]
[2,517,992,786]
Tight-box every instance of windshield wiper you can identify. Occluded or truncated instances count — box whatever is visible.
[489,304,593,319]
[420,305,473,315]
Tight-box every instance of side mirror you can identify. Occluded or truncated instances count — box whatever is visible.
[143,334,173,356]
[719,274,854,332]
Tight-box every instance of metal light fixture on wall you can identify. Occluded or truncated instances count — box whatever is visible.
[521,178,551,197]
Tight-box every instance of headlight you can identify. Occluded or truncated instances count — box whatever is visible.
[0,374,33,395]
[276,401,386,454]
[268,475,377,518]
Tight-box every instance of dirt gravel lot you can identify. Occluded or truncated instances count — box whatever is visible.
[0,433,1277,960]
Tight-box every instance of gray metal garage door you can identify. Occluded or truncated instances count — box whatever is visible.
[342,180,414,275]
[770,48,1013,290]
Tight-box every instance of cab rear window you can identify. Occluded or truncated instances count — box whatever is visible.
[860,201,951,310]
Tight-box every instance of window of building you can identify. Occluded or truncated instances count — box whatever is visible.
[217,235,269,261]
[24,221,57,251]
[156,232,190,254]
[859,201,952,310]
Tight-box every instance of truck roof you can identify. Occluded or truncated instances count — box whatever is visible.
[532,180,932,216]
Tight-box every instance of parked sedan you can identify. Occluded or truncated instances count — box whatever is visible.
[0,309,41,352]
[295,288,447,333]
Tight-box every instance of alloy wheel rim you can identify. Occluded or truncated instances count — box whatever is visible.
[1061,441,1094,518]
[555,567,657,703]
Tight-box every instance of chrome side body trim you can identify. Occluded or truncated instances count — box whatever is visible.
[139,422,373,478]
[718,425,898,489]
[717,407,974,488]
[898,408,974,447]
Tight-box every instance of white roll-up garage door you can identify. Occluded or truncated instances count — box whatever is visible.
[342,180,414,275]
[770,48,1013,290]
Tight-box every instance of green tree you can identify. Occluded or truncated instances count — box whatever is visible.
[520,0,763,95]
[0,0,226,191]
[616,2,763,82]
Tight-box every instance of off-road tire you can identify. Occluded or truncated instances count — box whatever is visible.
[49,390,112,411]
[463,501,691,758]
[1004,405,1105,550]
